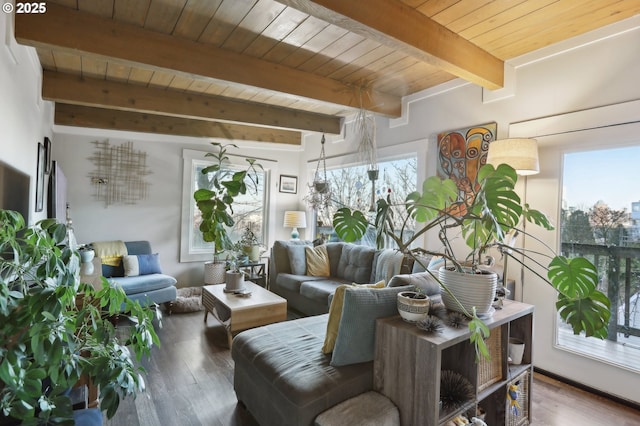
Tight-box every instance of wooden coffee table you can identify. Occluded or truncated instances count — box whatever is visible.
[202,281,287,347]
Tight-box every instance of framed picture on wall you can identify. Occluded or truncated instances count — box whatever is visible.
[35,142,45,212]
[44,136,52,174]
[279,175,298,194]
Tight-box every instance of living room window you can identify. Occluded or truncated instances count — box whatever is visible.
[180,149,269,262]
[558,145,640,371]
[317,156,417,247]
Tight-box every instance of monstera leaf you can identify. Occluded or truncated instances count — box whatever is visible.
[406,176,458,223]
[333,208,368,242]
[477,164,522,234]
[556,291,611,338]
[547,256,599,300]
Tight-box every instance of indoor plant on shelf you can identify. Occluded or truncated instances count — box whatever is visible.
[239,224,261,263]
[193,142,263,284]
[0,210,159,424]
[332,163,610,358]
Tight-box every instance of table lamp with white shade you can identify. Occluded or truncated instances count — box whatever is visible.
[283,211,306,240]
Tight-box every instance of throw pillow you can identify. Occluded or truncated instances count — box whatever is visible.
[321,280,385,354]
[123,253,162,277]
[330,285,412,367]
[305,245,330,277]
[287,244,307,275]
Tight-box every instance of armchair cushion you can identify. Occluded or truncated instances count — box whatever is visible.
[123,253,162,276]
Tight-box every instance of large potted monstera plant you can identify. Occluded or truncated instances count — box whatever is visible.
[193,142,263,284]
[333,164,610,358]
[0,210,159,424]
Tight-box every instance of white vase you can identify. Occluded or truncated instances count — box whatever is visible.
[225,271,245,292]
[204,261,226,284]
[439,266,497,315]
[397,291,430,323]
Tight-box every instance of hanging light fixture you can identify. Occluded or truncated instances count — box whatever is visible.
[487,138,540,175]
[304,135,332,212]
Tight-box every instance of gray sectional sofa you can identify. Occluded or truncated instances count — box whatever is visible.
[269,240,411,316]
[233,267,442,426]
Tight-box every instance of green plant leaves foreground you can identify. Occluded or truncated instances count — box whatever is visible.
[548,256,610,338]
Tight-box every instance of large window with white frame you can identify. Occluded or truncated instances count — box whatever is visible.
[180,149,269,262]
[316,155,418,247]
[558,145,640,371]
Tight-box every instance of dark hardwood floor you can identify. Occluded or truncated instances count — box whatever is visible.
[105,309,640,426]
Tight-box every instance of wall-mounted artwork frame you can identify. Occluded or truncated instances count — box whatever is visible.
[35,142,45,212]
[279,175,298,194]
[44,136,52,174]
[436,122,497,216]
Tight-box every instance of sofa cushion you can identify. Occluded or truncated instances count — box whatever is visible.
[299,279,350,303]
[322,281,385,355]
[388,271,441,298]
[111,273,177,295]
[287,244,308,275]
[330,285,412,367]
[337,244,376,283]
[123,253,162,276]
[306,245,330,277]
[276,273,326,293]
[325,243,344,277]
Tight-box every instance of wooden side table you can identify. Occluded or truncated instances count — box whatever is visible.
[202,281,286,347]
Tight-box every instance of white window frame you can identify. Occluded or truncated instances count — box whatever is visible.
[180,148,272,262]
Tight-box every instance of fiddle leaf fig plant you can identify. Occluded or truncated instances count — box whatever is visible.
[193,142,263,259]
[333,163,610,352]
[0,210,159,423]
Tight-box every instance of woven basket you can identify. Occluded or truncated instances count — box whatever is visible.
[477,326,502,391]
[507,370,530,426]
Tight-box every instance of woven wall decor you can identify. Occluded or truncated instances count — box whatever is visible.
[88,140,151,207]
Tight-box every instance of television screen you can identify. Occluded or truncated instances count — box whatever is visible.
[0,160,30,224]
[48,161,67,222]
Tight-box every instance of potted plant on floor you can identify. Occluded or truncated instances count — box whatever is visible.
[0,210,159,424]
[193,142,263,284]
[332,164,610,358]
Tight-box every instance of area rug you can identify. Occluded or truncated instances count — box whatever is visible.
[172,287,204,313]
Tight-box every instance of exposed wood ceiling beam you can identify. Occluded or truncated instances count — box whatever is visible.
[15,3,401,117]
[55,104,302,145]
[277,0,504,90]
[42,71,342,134]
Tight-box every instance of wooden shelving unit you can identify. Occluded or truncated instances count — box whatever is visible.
[374,300,534,425]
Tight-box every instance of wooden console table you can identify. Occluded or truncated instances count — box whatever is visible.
[374,300,534,425]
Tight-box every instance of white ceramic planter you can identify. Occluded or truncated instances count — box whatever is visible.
[225,271,245,292]
[439,266,497,315]
[397,291,430,323]
[204,261,226,285]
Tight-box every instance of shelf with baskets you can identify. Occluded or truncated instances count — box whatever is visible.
[374,300,534,426]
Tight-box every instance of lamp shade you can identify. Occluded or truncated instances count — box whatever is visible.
[487,138,539,176]
[283,211,307,240]
[283,211,307,228]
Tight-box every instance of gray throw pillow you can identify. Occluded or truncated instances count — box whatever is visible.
[287,244,307,275]
[330,285,412,367]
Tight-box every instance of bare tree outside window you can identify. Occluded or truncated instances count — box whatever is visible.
[318,157,417,247]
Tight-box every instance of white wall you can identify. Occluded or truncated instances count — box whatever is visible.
[0,13,53,225]
[51,128,304,287]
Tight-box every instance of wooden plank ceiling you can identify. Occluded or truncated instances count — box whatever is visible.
[14,0,640,145]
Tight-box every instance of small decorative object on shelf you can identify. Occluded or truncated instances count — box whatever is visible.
[440,370,475,412]
[396,290,430,323]
[416,316,443,334]
[447,312,468,329]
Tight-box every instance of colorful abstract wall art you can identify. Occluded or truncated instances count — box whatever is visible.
[437,122,497,215]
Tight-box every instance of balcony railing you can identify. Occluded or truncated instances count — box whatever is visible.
[561,242,640,342]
